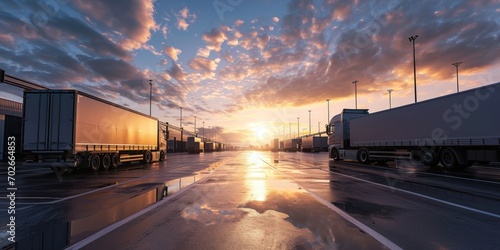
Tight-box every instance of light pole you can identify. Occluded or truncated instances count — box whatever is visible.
[297,117,300,138]
[387,89,393,109]
[326,99,330,124]
[308,110,311,135]
[208,126,211,141]
[202,121,205,139]
[194,116,197,136]
[409,35,418,103]
[179,107,183,128]
[148,79,153,116]
[451,61,462,92]
[289,122,291,139]
[318,122,320,134]
[352,80,358,109]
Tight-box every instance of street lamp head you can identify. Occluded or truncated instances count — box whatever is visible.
[148,79,152,86]
[352,80,358,84]
[387,89,393,93]
[326,99,330,102]
[408,35,418,42]
[451,62,463,67]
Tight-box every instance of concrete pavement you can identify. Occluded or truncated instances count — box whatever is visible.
[72,151,392,249]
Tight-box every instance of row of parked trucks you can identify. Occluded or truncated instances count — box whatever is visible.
[20,81,500,172]
[271,137,328,152]
[270,82,500,170]
[186,137,226,154]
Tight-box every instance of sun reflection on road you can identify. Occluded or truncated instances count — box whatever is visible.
[245,151,268,202]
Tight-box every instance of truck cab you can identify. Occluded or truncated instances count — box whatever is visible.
[326,109,369,161]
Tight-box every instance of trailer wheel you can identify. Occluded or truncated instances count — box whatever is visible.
[159,150,166,161]
[110,153,120,168]
[440,148,459,170]
[357,148,370,164]
[101,154,111,171]
[331,149,340,161]
[89,154,100,172]
[144,151,153,163]
[420,148,438,167]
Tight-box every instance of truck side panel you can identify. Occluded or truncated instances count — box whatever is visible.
[350,83,500,147]
[74,94,158,151]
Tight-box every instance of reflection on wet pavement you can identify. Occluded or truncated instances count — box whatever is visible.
[242,189,384,249]
[12,159,226,249]
[70,185,159,243]
[182,204,248,225]
[332,198,403,219]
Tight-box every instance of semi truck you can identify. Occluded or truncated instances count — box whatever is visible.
[327,82,500,170]
[283,139,300,152]
[301,136,328,152]
[271,138,280,152]
[22,90,168,172]
[186,136,204,154]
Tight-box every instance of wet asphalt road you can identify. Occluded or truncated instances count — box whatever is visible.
[1,151,500,249]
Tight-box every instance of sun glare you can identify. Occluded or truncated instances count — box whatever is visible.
[253,126,269,140]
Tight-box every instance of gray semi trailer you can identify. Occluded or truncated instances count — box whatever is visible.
[327,82,500,169]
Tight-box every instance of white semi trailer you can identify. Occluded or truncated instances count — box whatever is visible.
[327,82,500,169]
[283,139,300,152]
[301,136,328,152]
[186,136,204,154]
[22,90,168,171]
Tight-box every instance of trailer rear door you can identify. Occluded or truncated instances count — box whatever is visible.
[23,92,75,151]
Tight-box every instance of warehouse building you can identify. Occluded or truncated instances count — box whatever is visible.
[0,98,22,161]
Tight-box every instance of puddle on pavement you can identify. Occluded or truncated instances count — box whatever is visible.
[13,162,221,249]
[242,190,386,249]
[164,173,203,195]
[181,204,248,226]
[70,184,162,243]
[240,189,384,249]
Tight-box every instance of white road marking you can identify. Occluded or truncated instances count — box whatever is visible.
[65,179,197,250]
[63,159,231,250]
[259,157,403,250]
[331,171,500,219]
[340,161,500,185]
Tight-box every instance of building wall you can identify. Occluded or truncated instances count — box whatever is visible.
[0,98,22,161]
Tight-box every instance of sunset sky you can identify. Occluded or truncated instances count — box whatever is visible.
[1,0,499,147]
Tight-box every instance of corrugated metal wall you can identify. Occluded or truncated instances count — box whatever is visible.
[0,98,22,117]
[0,98,22,161]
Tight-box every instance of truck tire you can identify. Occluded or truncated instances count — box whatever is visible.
[101,154,111,171]
[89,154,100,172]
[110,153,120,168]
[439,148,459,170]
[420,148,438,167]
[160,151,166,161]
[357,148,370,164]
[144,151,153,163]
[331,149,340,161]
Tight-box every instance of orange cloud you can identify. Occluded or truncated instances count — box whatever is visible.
[163,46,182,61]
